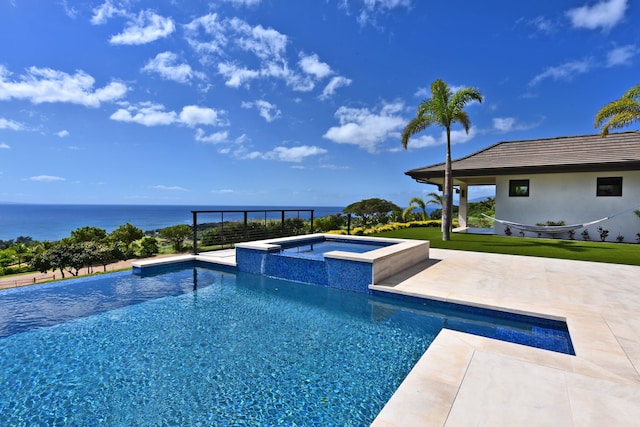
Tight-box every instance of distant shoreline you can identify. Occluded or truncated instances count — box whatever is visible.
[0,204,345,242]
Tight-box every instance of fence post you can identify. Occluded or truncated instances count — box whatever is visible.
[243,211,248,241]
[281,210,285,236]
[192,211,198,255]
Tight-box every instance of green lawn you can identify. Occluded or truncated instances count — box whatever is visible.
[371,227,640,266]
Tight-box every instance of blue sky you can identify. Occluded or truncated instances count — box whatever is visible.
[0,0,638,207]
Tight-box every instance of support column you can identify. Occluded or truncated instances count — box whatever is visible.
[458,183,468,229]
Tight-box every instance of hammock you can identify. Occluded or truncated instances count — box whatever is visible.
[481,214,611,235]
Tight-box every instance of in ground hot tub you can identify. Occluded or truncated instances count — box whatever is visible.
[234,234,429,293]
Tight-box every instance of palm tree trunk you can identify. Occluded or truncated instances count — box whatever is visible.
[443,129,453,241]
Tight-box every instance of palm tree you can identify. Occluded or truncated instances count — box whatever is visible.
[403,192,444,221]
[401,79,483,240]
[425,191,444,210]
[403,197,427,221]
[594,85,640,135]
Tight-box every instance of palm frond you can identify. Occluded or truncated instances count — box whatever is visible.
[452,110,471,133]
[622,85,640,100]
[401,115,435,148]
[595,86,640,135]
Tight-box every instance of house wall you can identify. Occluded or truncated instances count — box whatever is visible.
[495,170,640,242]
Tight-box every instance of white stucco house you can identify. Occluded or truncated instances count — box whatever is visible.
[405,131,640,242]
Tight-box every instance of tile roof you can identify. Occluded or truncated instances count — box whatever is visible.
[406,131,640,181]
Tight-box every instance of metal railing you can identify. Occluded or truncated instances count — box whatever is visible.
[191,209,315,254]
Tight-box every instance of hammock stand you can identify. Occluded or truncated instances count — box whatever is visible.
[481,214,611,235]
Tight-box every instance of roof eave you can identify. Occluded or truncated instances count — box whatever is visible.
[406,161,640,181]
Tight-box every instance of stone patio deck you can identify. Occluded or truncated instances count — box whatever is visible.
[370,248,640,426]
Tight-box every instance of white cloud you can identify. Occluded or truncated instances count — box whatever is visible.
[492,117,517,132]
[529,59,592,86]
[0,143,10,149]
[404,127,478,149]
[179,105,226,127]
[527,16,556,35]
[320,76,352,100]
[184,13,228,55]
[606,44,637,67]
[241,100,281,122]
[27,175,65,182]
[57,130,70,138]
[0,117,24,130]
[222,0,262,5]
[323,101,405,153]
[229,19,288,60]
[449,127,478,145]
[263,145,328,162]
[0,66,127,107]
[218,62,260,88]
[59,0,78,19]
[153,185,188,191]
[142,52,204,84]
[110,102,177,126]
[212,189,235,194]
[90,0,126,25]
[110,10,175,45]
[111,103,226,127]
[406,134,438,149]
[195,128,229,144]
[299,53,333,79]
[413,87,428,98]
[566,0,628,31]
[353,0,413,27]
[187,16,328,93]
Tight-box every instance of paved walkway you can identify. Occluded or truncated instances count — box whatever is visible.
[370,248,640,427]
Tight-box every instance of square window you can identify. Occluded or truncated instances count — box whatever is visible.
[597,177,622,197]
[509,179,529,197]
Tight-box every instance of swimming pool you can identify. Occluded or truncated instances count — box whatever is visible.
[279,238,392,260]
[0,263,573,426]
[233,234,430,292]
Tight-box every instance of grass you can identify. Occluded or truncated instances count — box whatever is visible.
[370,227,640,266]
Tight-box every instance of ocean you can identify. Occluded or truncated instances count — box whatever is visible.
[0,204,345,242]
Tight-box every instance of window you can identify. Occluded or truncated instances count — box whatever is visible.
[509,179,529,197]
[597,177,622,197]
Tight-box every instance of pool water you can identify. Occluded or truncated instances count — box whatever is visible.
[0,265,573,426]
[0,267,434,426]
[280,239,390,260]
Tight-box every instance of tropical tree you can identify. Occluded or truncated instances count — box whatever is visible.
[11,242,28,268]
[403,192,446,221]
[159,224,193,252]
[70,226,107,243]
[109,223,144,258]
[343,198,401,227]
[139,236,160,258]
[403,197,427,221]
[401,79,483,240]
[594,85,640,135]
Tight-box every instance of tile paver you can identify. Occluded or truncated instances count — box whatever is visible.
[370,248,640,426]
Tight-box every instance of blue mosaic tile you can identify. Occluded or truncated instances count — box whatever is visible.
[326,258,372,293]
[264,255,328,286]
[236,247,267,275]
[370,290,575,355]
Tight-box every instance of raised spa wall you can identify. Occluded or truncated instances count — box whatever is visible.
[235,234,430,293]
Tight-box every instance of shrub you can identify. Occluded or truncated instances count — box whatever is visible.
[597,227,609,242]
